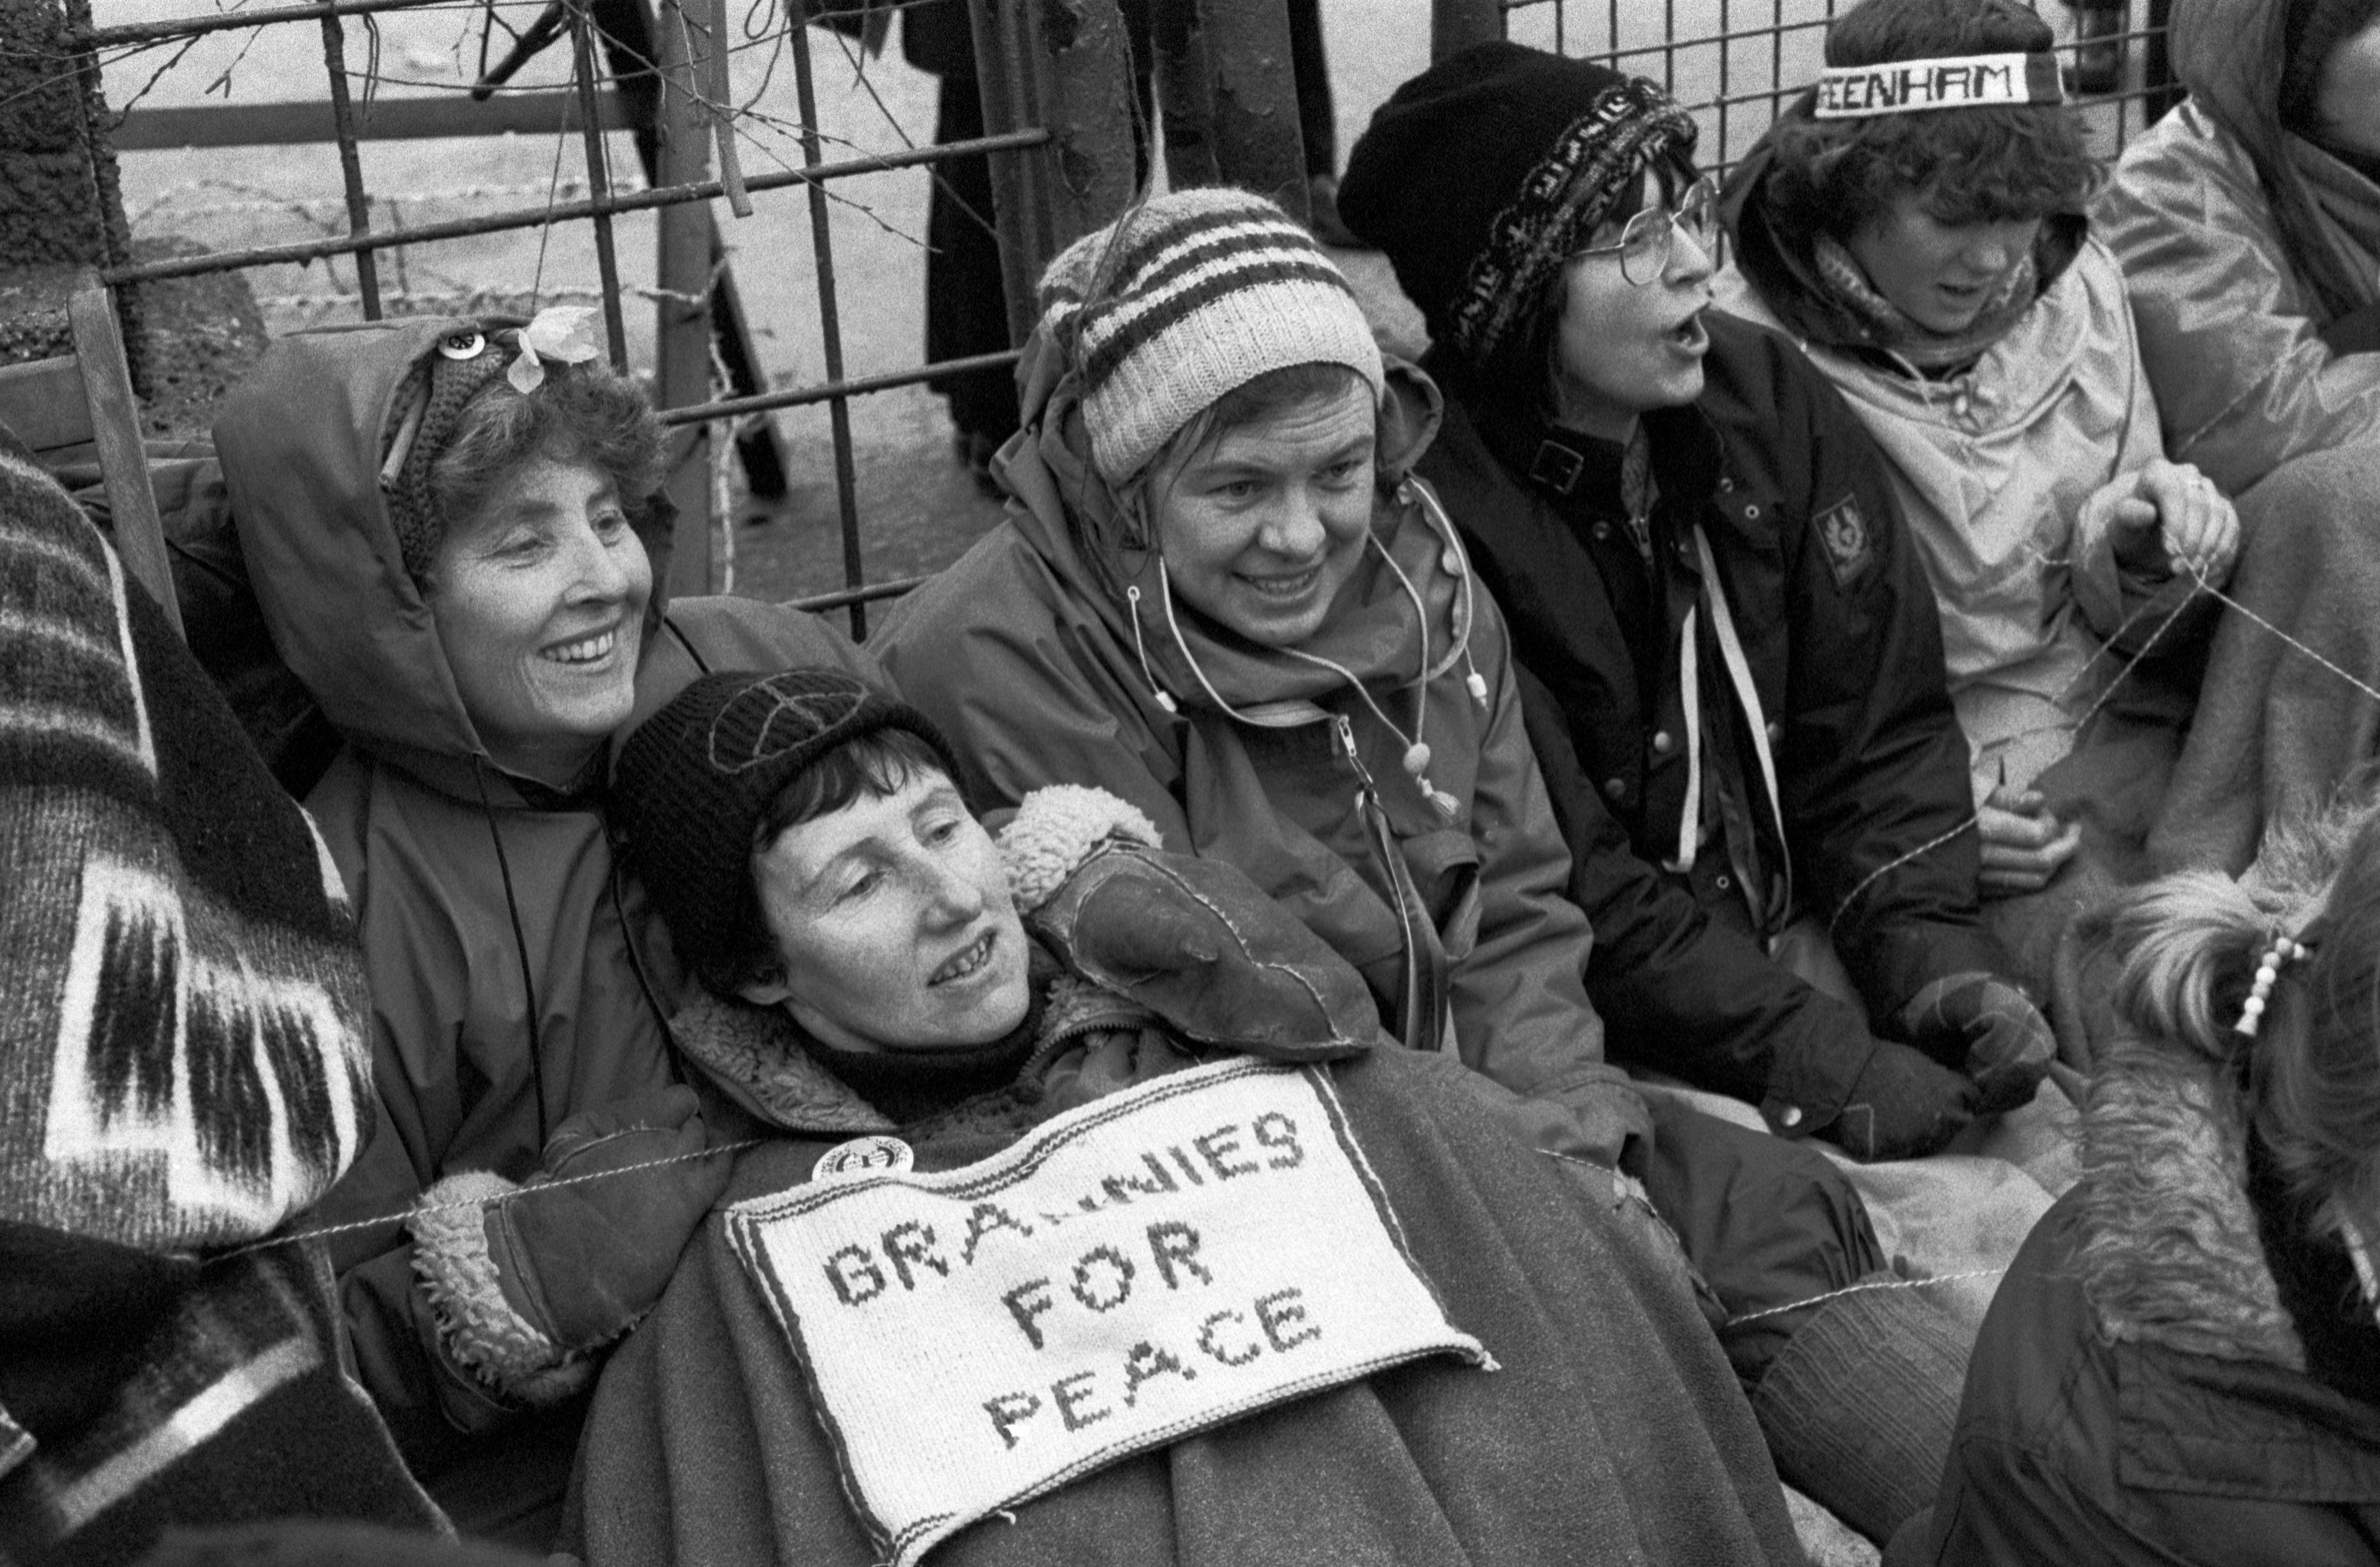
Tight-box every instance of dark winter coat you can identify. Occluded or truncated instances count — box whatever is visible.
[1900,1028,2380,1565]
[211,317,879,1504]
[1418,313,2000,1133]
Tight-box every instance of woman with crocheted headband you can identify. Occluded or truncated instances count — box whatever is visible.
[567,662,1803,1565]
[211,312,880,1542]
[1718,0,2240,981]
[1901,795,2380,1562]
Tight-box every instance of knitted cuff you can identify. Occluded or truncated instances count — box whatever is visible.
[999,785,1163,914]
[408,1171,586,1404]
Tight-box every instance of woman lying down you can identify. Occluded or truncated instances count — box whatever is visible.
[560,665,1804,1566]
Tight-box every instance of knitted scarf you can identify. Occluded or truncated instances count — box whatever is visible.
[1810,231,2042,373]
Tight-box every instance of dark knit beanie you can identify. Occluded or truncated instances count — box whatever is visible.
[611,668,965,991]
[1340,42,1697,380]
[381,321,513,582]
[2283,0,2380,137]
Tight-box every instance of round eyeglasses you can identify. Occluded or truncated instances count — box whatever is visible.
[1571,177,1725,286]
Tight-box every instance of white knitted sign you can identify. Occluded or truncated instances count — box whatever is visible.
[728,1058,1487,1567]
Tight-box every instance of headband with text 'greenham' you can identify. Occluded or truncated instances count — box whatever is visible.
[1813,51,2066,118]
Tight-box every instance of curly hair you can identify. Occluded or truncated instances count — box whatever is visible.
[427,358,667,560]
[1759,0,2100,243]
[2100,788,2380,1249]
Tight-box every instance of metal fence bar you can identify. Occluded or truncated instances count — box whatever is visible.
[79,0,486,49]
[660,347,1023,425]
[787,13,871,640]
[115,89,631,147]
[98,128,1050,286]
[570,0,630,368]
[318,12,381,318]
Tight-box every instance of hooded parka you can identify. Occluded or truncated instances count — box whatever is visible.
[877,334,1647,1169]
[1719,157,2208,801]
[2096,0,2380,492]
[211,317,878,1517]
[1417,311,2004,1132]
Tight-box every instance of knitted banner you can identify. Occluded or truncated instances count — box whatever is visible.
[1813,52,2066,118]
[728,1058,1489,1567]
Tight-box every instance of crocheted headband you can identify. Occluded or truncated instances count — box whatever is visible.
[1813,51,2067,118]
[378,306,605,582]
[1036,187,1385,488]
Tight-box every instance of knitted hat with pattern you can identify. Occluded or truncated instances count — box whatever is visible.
[1340,42,1697,385]
[611,668,965,991]
[1037,187,1386,487]
[382,321,512,582]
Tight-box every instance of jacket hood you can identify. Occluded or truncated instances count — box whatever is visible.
[214,317,676,782]
[2172,0,2286,157]
[993,325,1475,722]
[1720,117,2087,361]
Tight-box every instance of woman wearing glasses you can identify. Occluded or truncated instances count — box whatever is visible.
[1717,0,2240,977]
[1342,43,2050,1171]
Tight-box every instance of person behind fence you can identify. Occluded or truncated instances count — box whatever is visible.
[207,313,880,1547]
[1337,43,2056,1161]
[1892,797,2380,1565]
[877,186,1983,1547]
[1714,0,2240,981]
[562,663,1803,1566]
[2086,0,2380,878]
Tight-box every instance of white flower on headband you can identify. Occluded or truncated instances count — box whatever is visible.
[507,305,603,393]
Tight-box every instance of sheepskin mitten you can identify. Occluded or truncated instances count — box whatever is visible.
[999,785,1381,1058]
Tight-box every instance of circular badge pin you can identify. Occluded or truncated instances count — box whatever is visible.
[436,328,487,361]
[813,1135,914,1180]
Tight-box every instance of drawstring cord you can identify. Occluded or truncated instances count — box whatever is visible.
[472,755,552,1149]
[1124,481,1488,821]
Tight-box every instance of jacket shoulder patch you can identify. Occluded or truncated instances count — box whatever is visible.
[1813,495,1874,589]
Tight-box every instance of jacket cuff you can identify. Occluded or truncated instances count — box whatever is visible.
[408,1171,589,1406]
[999,784,1163,914]
[1760,1007,1877,1136]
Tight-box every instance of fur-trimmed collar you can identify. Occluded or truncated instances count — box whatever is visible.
[2076,1033,2306,1370]
[671,972,1169,1137]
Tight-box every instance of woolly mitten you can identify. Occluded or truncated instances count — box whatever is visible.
[1896,972,2054,1114]
[1817,1042,1977,1162]
[410,1086,730,1398]
[1000,785,1380,1058]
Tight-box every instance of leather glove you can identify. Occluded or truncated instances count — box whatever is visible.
[488,1086,732,1355]
[1816,1041,1977,1161]
[1030,840,1380,1059]
[1897,972,2054,1114]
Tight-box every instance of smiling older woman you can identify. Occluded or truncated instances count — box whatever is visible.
[211,316,877,1545]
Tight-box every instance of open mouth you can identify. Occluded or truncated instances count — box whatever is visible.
[543,628,620,665]
[930,930,995,986]
[1667,311,1710,353]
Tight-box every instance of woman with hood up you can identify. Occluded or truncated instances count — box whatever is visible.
[1893,795,2380,1566]
[2086,0,2380,879]
[210,313,877,1545]
[878,187,1977,1548]
[1717,0,2240,974]
[2097,0,2380,492]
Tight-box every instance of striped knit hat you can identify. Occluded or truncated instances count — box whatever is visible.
[1037,188,1386,486]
